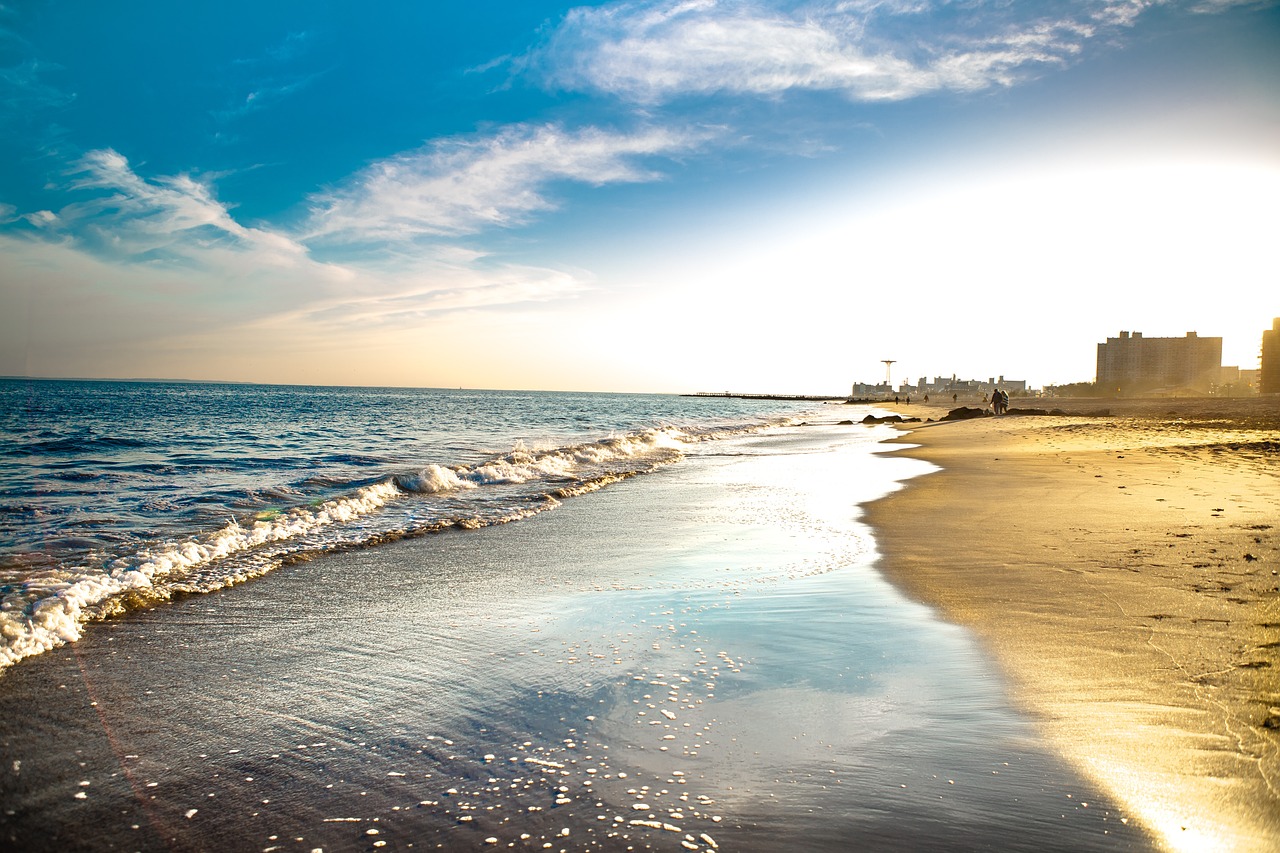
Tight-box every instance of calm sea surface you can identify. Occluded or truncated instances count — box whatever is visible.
[0,379,819,671]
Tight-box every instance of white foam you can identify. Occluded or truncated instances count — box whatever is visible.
[398,428,688,494]
[0,480,401,673]
[395,464,477,494]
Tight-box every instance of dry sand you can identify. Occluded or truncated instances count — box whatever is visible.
[862,397,1280,852]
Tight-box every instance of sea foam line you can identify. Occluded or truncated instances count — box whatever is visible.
[395,428,688,494]
[0,480,403,672]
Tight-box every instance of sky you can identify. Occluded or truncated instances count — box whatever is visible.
[1,0,1277,394]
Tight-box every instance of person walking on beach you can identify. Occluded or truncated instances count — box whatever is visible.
[990,388,1003,415]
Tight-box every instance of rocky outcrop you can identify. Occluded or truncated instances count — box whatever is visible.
[861,414,922,424]
[940,407,989,421]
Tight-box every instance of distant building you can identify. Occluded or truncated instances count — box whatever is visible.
[849,382,892,399]
[1215,366,1258,397]
[914,375,1028,396]
[1262,318,1280,395]
[849,373,1034,400]
[1095,331,1222,394]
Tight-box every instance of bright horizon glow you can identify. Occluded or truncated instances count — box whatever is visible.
[1,1,1278,393]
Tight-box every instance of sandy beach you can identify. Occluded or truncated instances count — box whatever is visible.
[863,397,1280,852]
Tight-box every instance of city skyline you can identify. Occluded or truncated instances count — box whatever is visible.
[2,1,1278,393]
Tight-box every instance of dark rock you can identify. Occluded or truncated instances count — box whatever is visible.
[1006,408,1049,416]
[941,407,989,422]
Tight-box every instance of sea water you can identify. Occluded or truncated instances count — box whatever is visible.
[0,407,1151,851]
[0,379,818,671]
[0,380,1154,851]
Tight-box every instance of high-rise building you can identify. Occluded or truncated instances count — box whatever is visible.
[1262,318,1280,395]
[1095,331,1222,394]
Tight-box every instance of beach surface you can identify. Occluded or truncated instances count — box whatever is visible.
[863,397,1280,852]
[0,418,1151,852]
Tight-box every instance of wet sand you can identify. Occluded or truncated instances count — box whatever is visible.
[0,422,1152,851]
[864,397,1280,852]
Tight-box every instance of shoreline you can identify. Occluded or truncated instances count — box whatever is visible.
[862,398,1280,852]
[0,419,1150,851]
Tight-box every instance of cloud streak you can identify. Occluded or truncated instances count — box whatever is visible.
[531,0,1169,103]
[304,122,709,243]
[39,149,306,268]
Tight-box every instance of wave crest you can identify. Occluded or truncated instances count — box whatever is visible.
[0,422,765,675]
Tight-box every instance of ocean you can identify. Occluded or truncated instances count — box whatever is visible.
[0,379,1151,851]
[0,380,817,672]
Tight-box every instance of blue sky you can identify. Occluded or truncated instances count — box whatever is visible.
[2,0,1277,392]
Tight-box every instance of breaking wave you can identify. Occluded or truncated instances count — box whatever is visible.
[0,424,751,673]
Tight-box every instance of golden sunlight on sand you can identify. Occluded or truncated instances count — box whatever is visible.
[865,398,1279,852]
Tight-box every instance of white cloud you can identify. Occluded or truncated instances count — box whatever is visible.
[1090,0,1162,27]
[533,0,1161,103]
[304,122,708,243]
[23,209,57,227]
[55,149,307,266]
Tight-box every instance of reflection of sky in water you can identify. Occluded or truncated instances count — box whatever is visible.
[506,425,1146,849]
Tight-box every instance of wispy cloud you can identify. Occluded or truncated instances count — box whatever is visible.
[214,31,322,131]
[215,74,321,125]
[48,148,306,266]
[1,10,77,128]
[304,122,710,243]
[0,51,76,131]
[284,260,592,332]
[530,0,1173,103]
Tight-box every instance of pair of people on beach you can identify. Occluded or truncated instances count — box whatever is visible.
[991,389,1009,415]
